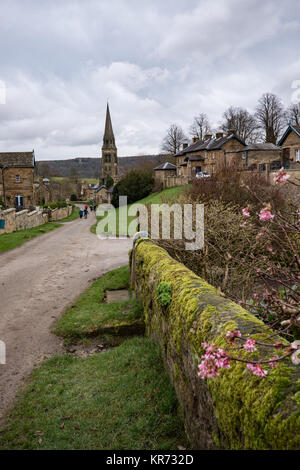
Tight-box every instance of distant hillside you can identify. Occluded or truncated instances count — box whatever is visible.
[36,154,173,178]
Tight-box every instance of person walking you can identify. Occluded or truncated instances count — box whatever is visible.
[79,208,83,219]
[84,207,88,219]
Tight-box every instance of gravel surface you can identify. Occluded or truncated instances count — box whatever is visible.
[0,212,131,422]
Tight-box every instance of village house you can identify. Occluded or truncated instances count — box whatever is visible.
[277,123,300,168]
[153,162,176,188]
[175,132,246,178]
[0,151,35,209]
[235,143,282,171]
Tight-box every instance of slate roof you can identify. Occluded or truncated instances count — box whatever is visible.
[236,143,280,152]
[175,134,246,157]
[277,124,300,146]
[153,162,176,171]
[0,151,35,168]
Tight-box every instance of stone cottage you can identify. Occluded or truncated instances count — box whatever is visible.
[0,151,35,208]
[175,132,246,177]
[153,162,177,188]
[277,123,300,168]
[235,143,282,171]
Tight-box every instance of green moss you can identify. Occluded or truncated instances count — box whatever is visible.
[132,240,300,450]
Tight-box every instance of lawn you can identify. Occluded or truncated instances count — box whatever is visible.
[0,206,79,253]
[0,337,187,450]
[91,185,189,236]
[53,265,144,340]
[0,222,62,253]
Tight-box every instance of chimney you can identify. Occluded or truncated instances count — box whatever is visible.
[192,137,198,143]
[204,134,212,140]
[183,142,188,149]
[216,132,223,139]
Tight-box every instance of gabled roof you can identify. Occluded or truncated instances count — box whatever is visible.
[0,151,35,168]
[153,162,176,171]
[175,134,246,157]
[95,185,108,193]
[277,124,300,147]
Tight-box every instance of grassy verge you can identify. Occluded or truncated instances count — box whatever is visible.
[91,185,189,236]
[0,222,62,253]
[0,337,187,450]
[0,207,80,253]
[53,265,143,340]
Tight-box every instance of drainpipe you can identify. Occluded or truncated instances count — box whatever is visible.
[1,166,7,207]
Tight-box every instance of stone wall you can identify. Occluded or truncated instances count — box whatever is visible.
[0,205,72,234]
[130,239,300,450]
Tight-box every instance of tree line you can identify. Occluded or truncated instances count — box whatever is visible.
[161,92,300,154]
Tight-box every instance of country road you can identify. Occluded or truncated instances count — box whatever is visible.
[0,212,131,422]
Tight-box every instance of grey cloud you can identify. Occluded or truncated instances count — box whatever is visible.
[0,0,299,159]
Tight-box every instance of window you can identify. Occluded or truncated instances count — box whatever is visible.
[212,153,215,160]
[296,149,300,162]
[15,195,23,206]
[16,174,20,183]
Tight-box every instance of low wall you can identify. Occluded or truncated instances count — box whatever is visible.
[130,239,300,450]
[163,176,191,189]
[0,205,73,234]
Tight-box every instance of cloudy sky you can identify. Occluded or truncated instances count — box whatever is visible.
[0,0,299,160]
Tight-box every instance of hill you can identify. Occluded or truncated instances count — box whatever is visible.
[36,154,173,178]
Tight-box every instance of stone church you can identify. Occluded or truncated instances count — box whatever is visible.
[100,103,118,185]
[82,103,118,204]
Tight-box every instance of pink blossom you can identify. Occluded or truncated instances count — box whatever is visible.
[247,363,268,377]
[259,207,274,221]
[244,339,257,352]
[253,293,259,299]
[242,207,250,217]
[273,168,290,184]
[267,246,273,252]
[198,344,230,379]
[226,330,242,344]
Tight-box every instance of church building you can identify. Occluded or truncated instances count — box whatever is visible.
[100,103,118,185]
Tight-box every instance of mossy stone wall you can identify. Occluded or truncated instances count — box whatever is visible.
[130,239,300,449]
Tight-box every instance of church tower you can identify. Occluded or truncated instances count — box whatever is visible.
[100,103,118,186]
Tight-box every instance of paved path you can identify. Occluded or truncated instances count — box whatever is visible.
[0,212,131,421]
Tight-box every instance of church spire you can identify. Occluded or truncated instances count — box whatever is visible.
[103,102,115,148]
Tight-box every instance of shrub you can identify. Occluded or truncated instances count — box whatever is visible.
[112,169,154,207]
[189,167,285,212]
[43,201,68,209]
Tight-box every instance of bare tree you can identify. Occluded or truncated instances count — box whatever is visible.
[161,123,187,154]
[189,113,211,141]
[255,93,285,144]
[286,103,300,126]
[220,106,259,143]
